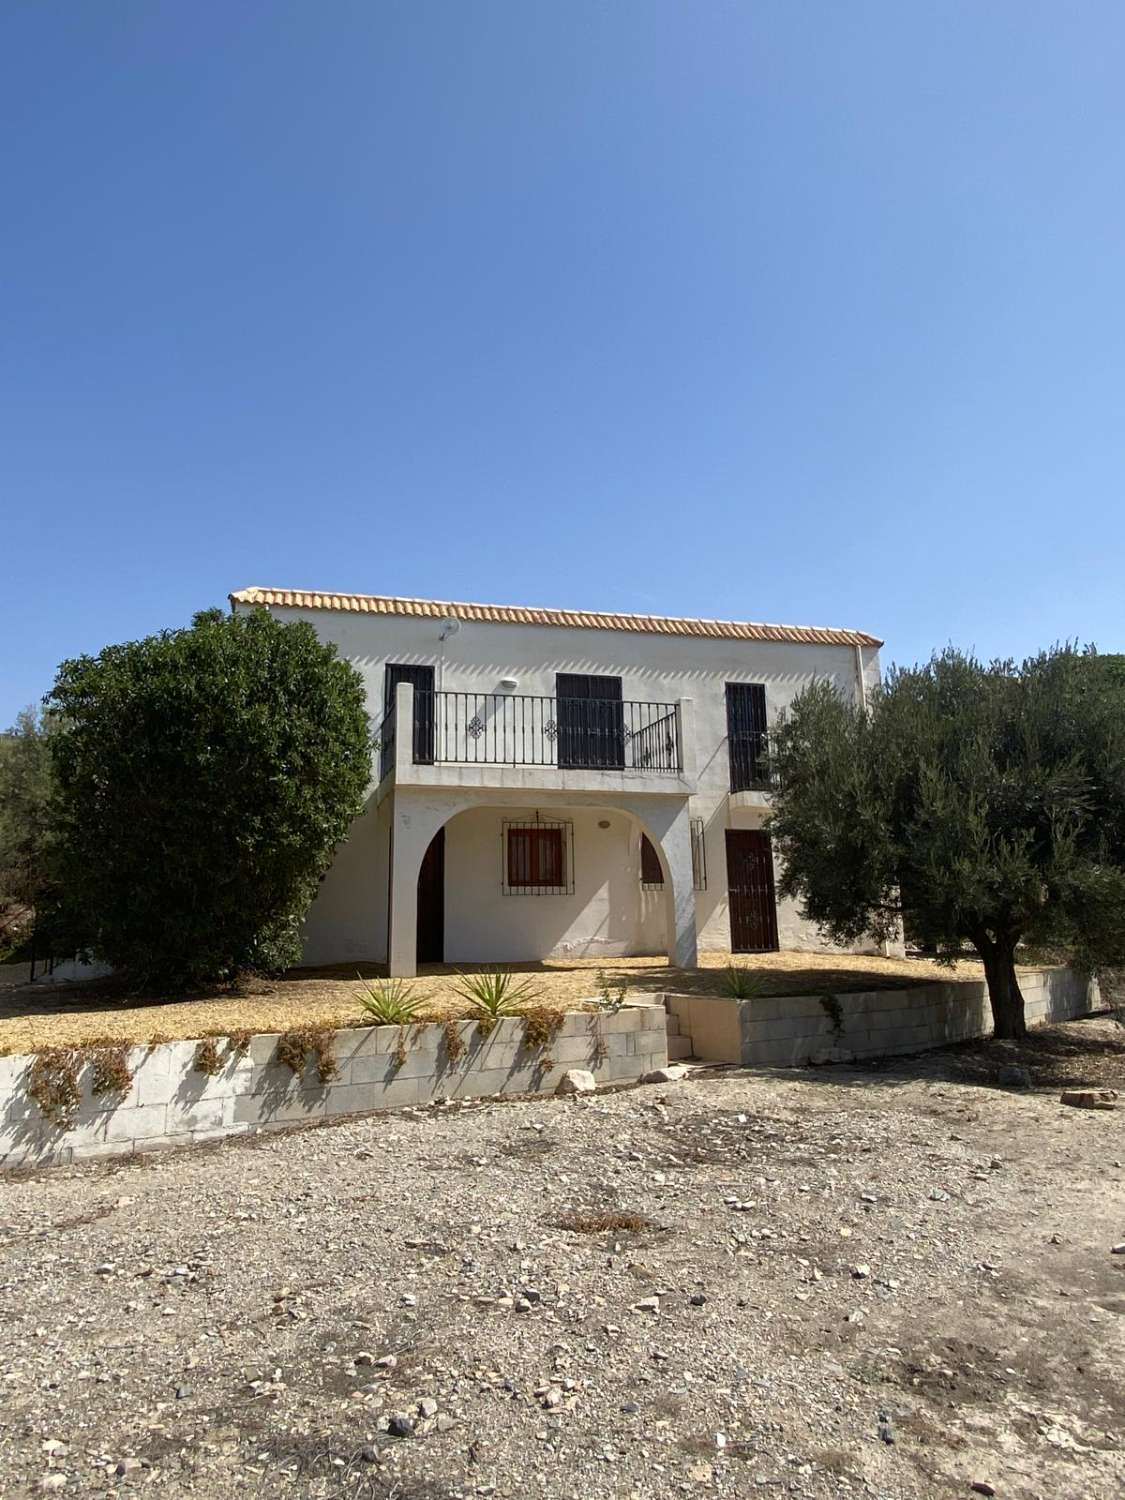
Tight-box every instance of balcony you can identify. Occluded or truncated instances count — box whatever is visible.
[379,686,694,796]
[728,733,775,809]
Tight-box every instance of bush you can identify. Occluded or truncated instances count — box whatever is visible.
[45,607,370,989]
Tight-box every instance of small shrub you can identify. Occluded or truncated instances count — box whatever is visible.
[455,969,543,1019]
[227,1029,252,1058]
[194,1036,224,1076]
[441,1018,467,1064]
[593,968,627,1012]
[521,1005,566,1050]
[357,975,428,1025]
[555,1209,656,1234]
[86,1042,133,1101]
[719,964,767,999]
[27,1048,82,1127]
[276,1024,339,1084]
[146,1032,172,1052]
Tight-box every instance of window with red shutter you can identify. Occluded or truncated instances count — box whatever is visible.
[506,826,565,890]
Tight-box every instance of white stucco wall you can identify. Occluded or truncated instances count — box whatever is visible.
[441,805,667,963]
[236,600,883,964]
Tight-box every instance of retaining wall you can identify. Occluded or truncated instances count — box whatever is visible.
[0,1004,668,1172]
[665,966,1100,1067]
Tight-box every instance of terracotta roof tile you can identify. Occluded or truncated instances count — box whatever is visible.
[229,587,882,649]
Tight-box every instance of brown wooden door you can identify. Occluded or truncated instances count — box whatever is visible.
[725,829,779,952]
[416,827,445,964]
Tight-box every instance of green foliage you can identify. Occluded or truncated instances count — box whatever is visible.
[718,964,768,999]
[769,646,1125,1037]
[356,975,428,1025]
[593,968,628,1012]
[0,705,55,953]
[44,607,371,988]
[454,969,544,1026]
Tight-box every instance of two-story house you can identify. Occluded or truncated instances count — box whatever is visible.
[231,587,886,977]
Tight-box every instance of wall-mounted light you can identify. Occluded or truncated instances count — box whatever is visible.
[499,676,519,691]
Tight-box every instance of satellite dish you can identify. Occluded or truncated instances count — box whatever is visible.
[438,618,461,640]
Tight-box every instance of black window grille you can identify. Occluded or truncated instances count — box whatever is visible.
[690,816,707,892]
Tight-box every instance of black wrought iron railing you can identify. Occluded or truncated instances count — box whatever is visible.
[729,736,775,792]
[384,692,682,772]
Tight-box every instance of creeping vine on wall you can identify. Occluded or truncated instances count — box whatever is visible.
[276,1024,339,1084]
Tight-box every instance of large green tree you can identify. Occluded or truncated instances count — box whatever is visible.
[768,647,1125,1038]
[46,607,371,988]
[0,705,55,954]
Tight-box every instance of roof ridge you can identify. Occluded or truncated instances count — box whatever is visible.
[229,587,882,649]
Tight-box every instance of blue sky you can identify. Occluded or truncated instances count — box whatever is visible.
[3,2,1123,722]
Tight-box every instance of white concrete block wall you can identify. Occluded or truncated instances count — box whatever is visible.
[0,1005,668,1172]
[668,968,1099,1067]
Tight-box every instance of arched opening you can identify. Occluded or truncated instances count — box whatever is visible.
[416,827,445,964]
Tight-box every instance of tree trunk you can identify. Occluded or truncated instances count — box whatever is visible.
[978,938,1027,1039]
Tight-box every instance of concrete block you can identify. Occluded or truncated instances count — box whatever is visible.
[348,1049,441,1084]
[165,1096,228,1135]
[249,1033,283,1067]
[325,1077,425,1115]
[548,1035,604,1065]
[232,1089,327,1126]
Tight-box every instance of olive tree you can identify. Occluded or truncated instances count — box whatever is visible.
[768,647,1125,1038]
[46,607,371,988]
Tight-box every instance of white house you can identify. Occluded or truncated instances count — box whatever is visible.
[231,587,886,977]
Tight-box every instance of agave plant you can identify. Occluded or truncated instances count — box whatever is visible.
[719,964,768,1000]
[454,968,544,1017]
[356,975,428,1024]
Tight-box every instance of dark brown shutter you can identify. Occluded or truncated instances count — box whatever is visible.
[640,834,664,887]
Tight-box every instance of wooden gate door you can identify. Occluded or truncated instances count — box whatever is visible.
[416,827,445,964]
[725,829,779,952]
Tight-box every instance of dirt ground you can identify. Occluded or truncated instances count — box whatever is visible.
[0,951,992,1055]
[0,1017,1122,1499]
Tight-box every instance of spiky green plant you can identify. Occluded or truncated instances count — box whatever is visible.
[356,975,428,1025]
[719,964,768,1000]
[454,968,543,1018]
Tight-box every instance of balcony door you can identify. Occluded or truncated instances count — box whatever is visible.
[725,829,779,952]
[384,664,435,764]
[726,683,768,791]
[555,673,624,769]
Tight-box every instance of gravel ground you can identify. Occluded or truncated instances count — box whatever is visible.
[1,1020,1123,1500]
[0,952,993,1053]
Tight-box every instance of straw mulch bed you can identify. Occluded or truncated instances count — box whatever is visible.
[0,950,994,1056]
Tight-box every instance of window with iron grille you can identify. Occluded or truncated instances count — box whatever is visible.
[690,816,708,891]
[502,818,574,895]
[640,834,664,890]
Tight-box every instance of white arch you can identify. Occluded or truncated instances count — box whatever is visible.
[386,789,698,977]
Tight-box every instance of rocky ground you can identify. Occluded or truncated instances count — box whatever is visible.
[1,1019,1123,1500]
